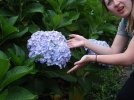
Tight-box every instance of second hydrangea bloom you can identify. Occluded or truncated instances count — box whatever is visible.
[27,31,71,69]
[85,39,112,67]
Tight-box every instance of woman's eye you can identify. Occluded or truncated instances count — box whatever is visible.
[107,0,113,6]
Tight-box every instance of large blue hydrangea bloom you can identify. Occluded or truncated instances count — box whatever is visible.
[27,31,71,69]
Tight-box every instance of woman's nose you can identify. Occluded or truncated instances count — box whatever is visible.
[113,0,119,6]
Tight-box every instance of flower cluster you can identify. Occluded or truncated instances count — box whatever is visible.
[85,39,112,67]
[27,31,71,69]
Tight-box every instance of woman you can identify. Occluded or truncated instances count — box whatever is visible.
[67,0,134,99]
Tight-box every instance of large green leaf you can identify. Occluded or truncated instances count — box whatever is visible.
[58,0,64,8]
[0,65,34,91]
[45,71,77,83]
[0,59,10,81]
[8,44,26,66]
[58,12,80,28]
[52,15,62,29]
[42,10,57,30]
[29,24,40,33]
[24,3,44,15]
[0,51,10,81]
[0,89,8,100]
[0,8,14,16]
[24,55,42,67]
[43,10,80,30]
[0,16,18,37]
[65,24,79,31]
[47,0,61,13]
[6,86,38,100]
[8,16,18,25]
[4,27,28,40]
[0,50,8,59]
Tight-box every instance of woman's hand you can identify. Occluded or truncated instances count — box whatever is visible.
[67,55,91,74]
[67,34,87,48]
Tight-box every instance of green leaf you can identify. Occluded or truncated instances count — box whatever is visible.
[0,65,34,90]
[45,71,77,83]
[6,86,38,100]
[0,50,8,59]
[0,16,18,36]
[4,27,28,40]
[52,15,62,29]
[0,51,10,81]
[8,44,25,66]
[29,24,40,33]
[0,89,8,100]
[58,0,64,7]
[66,24,79,31]
[101,23,116,33]
[24,3,44,14]
[58,12,80,28]
[0,59,10,81]
[8,16,18,25]
[62,0,76,9]
[14,44,25,59]
[47,0,60,12]
[24,55,42,67]
[0,8,14,16]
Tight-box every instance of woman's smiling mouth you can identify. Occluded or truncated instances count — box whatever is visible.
[117,6,124,14]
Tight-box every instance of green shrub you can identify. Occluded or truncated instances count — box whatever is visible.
[0,0,121,99]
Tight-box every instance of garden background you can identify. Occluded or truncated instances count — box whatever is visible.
[0,0,125,100]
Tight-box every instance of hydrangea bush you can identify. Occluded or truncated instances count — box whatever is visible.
[85,39,112,67]
[27,31,71,69]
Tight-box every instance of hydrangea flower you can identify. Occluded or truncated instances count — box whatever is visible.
[27,31,71,69]
[85,39,112,67]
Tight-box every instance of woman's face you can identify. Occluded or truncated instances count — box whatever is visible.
[104,0,132,18]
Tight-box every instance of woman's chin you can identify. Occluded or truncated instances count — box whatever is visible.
[117,13,130,18]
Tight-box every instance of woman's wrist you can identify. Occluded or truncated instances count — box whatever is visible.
[95,55,97,62]
[83,39,88,47]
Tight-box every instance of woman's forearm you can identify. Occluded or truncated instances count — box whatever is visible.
[96,53,134,66]
[84,35,128,55]
[84,40,113,55]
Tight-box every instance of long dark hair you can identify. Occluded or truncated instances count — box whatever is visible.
[101,0,108,11]
[127,0,134,34]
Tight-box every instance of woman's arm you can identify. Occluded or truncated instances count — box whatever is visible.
[97,36,134,65]
[67,34,128,55]
[84,34,128,55]
[67,36,133,73]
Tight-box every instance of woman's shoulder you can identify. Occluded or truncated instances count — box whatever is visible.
[119,18,128,26]
[117,18,129,37]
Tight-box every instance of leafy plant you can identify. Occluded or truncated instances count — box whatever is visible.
[0,0,122,99]
[0,47,38,99]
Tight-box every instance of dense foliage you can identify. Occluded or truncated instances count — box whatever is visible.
[0,0,122,100]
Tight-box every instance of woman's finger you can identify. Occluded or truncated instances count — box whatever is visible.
[74,61,81,65]
[69,34,78,38]
[74,56,87,65]
[67,64,80,74]
[67,39,77,43]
